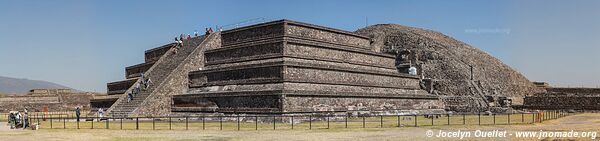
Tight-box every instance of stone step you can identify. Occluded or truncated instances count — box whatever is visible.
[107,35,208,117]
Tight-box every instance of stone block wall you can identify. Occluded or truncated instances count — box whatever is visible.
[523,87,600,110]
[90,96,117,110]
[221,22,284,46]
[125,62,154,78]
[524,94,600,110]
[283,96,443,112]
[29,89,72,95]
[174,20,442,114]
[284,23,371,49]
[0,93,97,112]
[546,88,600,94]
[106,78,138,95]
[145,43,176,62]
[285,42,395,68]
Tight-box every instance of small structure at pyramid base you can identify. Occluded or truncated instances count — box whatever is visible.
[171,20,444,115]
[0,89,98,113]
[523,86,600,111]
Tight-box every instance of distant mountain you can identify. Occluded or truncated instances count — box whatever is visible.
[0,76,74,95]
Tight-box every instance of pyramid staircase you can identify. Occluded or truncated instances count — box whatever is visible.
[469,80,491,109]
[106,35,210,117]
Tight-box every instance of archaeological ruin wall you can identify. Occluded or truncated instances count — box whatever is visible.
[0,89,97,112]
[172,20,443,114]
[523,87,600,110]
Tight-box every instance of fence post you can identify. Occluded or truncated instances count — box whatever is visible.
[532,113,535,123]
[237,115,240,131]
[397,115,400,127]
[254,116,257,130]
[136,117,139,130]
[203,116,206,130]
[63,115,66,129]
[291,116,294,130]
[537,111,547,123]
[309,115,312,130]
[462,114,465,125]
[50,116,53,128]
[521,113,524,123]
[380,115,383,128]
[272,116,276,130]
[219,116,223,130]
[120,118,123,130]
[152,118,155,130]
[478,113,481,125]
[90,117,92,129]
[106,118,109,129]
[185,116,188,130]
[362,116,365,128]
[447,114,450,125]
[414,115,417,127]
[346,115,348,128]
[169,117,172,130]
[431,115,434,126]
[493,114,496,125]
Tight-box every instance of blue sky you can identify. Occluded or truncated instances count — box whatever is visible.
[1,0,599,92]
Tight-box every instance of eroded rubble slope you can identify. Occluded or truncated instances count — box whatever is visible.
[356,24,543,112]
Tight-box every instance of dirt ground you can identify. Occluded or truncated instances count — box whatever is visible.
[1,113,599,141]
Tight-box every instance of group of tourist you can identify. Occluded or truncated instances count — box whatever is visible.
[172,27,221,54]
[127,73,152,103]
[174,34,191,48]
[7,109,29,129]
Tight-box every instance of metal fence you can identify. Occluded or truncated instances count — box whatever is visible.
[0,111,81,122]
[17,110,577,130]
